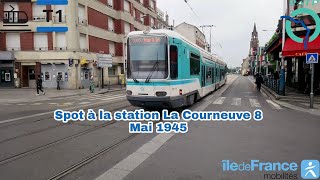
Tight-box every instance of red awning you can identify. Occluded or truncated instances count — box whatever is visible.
[283,36,320,57]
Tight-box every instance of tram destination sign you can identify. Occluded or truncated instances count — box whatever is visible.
[129,36,165,44]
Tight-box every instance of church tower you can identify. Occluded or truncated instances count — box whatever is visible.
[250,23,259,55]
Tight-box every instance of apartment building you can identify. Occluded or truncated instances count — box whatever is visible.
[0,0,169,89]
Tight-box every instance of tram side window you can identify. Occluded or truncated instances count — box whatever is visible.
[206,67,212,83]
[211,67,214,84]
[190,53,200,75]
[170,45,178,79]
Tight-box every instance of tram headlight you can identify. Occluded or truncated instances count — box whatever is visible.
[156,91,167,97]
[126,90,132,95]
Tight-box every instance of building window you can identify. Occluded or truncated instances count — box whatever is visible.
[6,33,20,51]
[150,17,155,27]
[34,33,48,50]
[124,0,130,12]
[29,68,35,80]
[121,66,124,74]
[55,33,67,50]
[108,67,116,76]
[150,0,155,10]
[44,72,50,81]
[107,0,113,7]
[190,53,200,75]
[80,34,87,51]
[78,4,87,25]
[170,45,178,79]
[109,42,115,56]
[108,17,114,32]
[133,8,136,19]
[124,22,130,34]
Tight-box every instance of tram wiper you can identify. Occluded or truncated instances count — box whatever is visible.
[128,68,139,83]
[145,54,160,83]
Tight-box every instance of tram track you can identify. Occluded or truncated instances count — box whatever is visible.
[46,120,164,180]
[0,104,136,166]
[0,99,130,144]
[0,96,127,129]
[47,133,138,180]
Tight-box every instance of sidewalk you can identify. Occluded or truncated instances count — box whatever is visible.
[0,85,125,104]
[248,76,320,116]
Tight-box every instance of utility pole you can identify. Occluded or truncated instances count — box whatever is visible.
[200,25,216,52]
[279,0,287,96]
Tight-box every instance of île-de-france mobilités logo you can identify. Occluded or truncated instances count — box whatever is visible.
[301,160,319,179]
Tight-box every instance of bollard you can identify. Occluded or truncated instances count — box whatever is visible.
[108,81,111,90]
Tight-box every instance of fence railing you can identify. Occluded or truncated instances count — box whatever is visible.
[262,75,286,96]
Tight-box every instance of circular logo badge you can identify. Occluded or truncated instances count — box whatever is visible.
[285,8,320,43]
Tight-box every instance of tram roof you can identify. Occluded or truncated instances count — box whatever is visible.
[128,29,227,66]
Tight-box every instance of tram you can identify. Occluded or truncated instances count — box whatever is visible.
[125,29,227,109]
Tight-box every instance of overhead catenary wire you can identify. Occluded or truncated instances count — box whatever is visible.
[183,0,202,24]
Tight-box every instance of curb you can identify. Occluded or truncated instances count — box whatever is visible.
[260,84,320,116]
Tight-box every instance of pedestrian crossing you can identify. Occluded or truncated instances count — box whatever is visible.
[10,93,126,107]
[212,97,283,110]
[213,97,226,105]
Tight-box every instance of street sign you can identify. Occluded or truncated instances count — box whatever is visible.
[97,54,112,67]
[306,53,319,64]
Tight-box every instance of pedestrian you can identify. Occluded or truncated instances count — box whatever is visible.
[56,74,61,90]
[89,76,95,93]
[36,75,45,95]
[255,73,264,91]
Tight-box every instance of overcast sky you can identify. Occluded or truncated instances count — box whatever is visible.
[157,0,284,67]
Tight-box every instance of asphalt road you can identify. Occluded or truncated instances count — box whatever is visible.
[124,76,320,180]
[0,75,319,180]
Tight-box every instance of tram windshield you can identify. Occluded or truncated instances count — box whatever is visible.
[127,35,168,80]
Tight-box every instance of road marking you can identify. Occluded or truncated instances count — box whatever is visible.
[49,103,58,105]
[249,98,261,107]
[57,102,74,107]
[31,103,43,106]
[82,95,122,100]
[17,104,26,106]
[101,96,126,101]
[266,100,282,109]
[95,133,175,180]
[231,98,241,106]
[0,100,121,125]
[79,102,91,105]
[212,97,226,104]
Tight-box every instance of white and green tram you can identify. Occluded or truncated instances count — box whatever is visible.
[125,29,227,109]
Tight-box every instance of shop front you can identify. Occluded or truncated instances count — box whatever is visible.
[0,52,14,88]
[282,36,320,94]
